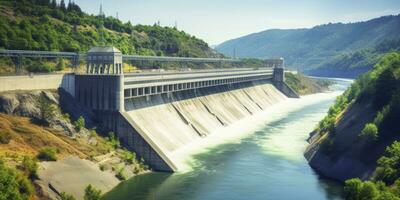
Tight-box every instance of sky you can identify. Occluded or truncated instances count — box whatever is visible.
[73,0,400,45]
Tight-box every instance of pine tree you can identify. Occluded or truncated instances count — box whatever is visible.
[67,0,72,11]
[60,0,66,11]
[50,0,57,8]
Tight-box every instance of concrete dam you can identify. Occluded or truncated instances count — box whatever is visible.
[0,47,299,172]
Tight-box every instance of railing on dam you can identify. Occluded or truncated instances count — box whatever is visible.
[124,69,273,85]
[123,68,256,78]
[123,69,273,99]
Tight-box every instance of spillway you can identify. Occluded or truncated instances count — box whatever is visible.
[70,67,297,172]
[122,81,288,171]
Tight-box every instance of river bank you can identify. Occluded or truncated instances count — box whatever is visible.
[304,53,400,199]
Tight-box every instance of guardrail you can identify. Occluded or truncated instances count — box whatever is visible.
[124,70,273,86]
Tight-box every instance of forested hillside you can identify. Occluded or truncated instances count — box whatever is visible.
[216,15,400,77]
[0,0,221,57]
[308,39,400,78]
[305,53,400,199]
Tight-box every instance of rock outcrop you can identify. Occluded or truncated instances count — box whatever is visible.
[304,101,386,181]
[0,90,76,136]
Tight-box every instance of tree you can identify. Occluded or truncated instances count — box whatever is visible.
[359,181,379,200]
[37,0,50,6]
[60,0,66,11]
[56,58,65,71]
[67,0,72,12]
[375,141,400,184]
[84,184,102,200]
[377,192,400,200]
[50,0,57,8]
[374,68,397,108]
[359,123,378,142]
[37,94,56,125]
[74,116,85,132]
[344,178,363,200]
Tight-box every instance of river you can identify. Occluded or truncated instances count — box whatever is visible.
[103,79,352,200]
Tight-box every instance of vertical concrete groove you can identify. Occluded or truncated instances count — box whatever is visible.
[231,93,254,115]
[243,90,263,110]
[199,100,227,126]
[170,102,205,137]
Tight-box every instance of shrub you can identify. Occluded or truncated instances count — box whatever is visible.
[84,184,102,200]
[56,58,66,71]
[359,123,379,142]
[74,116,85,132]
[60,192,76,200]
[344,178,363,200]
[0,159,34,200]
[99,164,106,171]
[37,147,58,161]
[90,130,97,138]
[21,156,38,179]
[359,181,379,200]
[121,150,136,164]
[375,141,400,184]
[26,62,55,72]
[17,174,35,199]
[373,106,389,127]
[115,167,127,181]
[0,130,11,144]
[107,132,120,149]
[62,113,71,120]
[344,179,381,200]
[37,94,56,125]
[319,116,336,134]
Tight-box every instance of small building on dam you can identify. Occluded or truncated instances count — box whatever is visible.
[0,46,299,172]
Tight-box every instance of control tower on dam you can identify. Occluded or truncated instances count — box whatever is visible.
[72,47,298,172]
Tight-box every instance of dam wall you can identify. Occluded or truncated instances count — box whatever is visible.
[70,68,295,171]
[273,82,300,98]
[120,80,288,171]
[0,68,296,172]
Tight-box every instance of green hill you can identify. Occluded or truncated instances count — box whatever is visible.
[0,0,222,73]
[307,39,400,78]
[304,52,400,198]
[216,15,400,77]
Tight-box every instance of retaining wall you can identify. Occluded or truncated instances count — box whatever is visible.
[0,73,75,97]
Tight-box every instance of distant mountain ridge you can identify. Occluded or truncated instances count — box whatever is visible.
[216,14,400,77]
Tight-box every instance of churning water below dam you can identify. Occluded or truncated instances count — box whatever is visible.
[103,79,352,200]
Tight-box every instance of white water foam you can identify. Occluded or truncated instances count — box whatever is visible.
[171,91,343,172]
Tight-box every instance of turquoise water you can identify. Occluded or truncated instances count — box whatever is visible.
[103,80,351,200]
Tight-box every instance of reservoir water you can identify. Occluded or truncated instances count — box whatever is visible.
[103,79,351,200]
